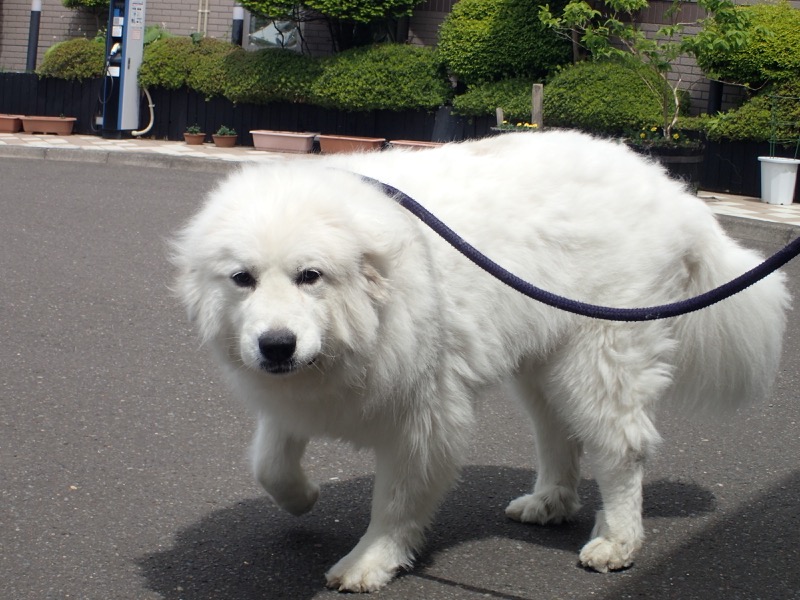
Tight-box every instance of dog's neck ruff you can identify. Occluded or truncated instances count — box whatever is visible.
[359,174,800,322]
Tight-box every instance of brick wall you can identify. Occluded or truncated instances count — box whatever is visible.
[0,0,239,72]
[0,0,459,70]
[0,1,98,71]
[1,1,797,116]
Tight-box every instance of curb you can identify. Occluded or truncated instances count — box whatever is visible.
[0,143,240,174]
[2,142,798,246]
[717,214,800,246]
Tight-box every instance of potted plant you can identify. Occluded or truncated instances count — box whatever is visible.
[388,140,446,150]
[625,124,707,192]
[19,115,77,135]
[0,114,23,133]
[540,0,752,187]
[758,94,800,205]
[490,119,541,135]
[184,124,206,145]
[212,125,237,148]
[317,135,386,154]
[250,130,319,153]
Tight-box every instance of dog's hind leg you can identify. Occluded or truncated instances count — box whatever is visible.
[578,450,645,572]
[251,413,319,516]
[505,374,582,525]
[545,323,674,572]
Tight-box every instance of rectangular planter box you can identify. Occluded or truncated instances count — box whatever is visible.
[0,114,23,133]
[20,116,76,135]
[251,130,318,153]
[318,134,386,154]
[388,140,444,150]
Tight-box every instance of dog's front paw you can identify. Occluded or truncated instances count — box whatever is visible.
[505,487,581,525]
[268,480,319,516]
[579,537,634,573]
[325,537,409,593]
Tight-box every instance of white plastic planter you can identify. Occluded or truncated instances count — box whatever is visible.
[758,156,800,205]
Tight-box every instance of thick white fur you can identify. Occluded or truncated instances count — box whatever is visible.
[171,131,789,591]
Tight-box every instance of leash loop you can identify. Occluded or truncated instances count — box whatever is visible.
[363,176,800,322]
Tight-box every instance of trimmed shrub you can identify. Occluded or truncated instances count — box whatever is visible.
[137,37,197,89]
[310,44,451,111]
[437,0,571,85]
[62,0,107,9]
[542,59,674,135]
[453,78,536,121]
[222,48,322,104]
[139,37,319,103]
[185,38,244,99]
[694,1,800,86]
[705,80,800,143]
[37,37,106,80]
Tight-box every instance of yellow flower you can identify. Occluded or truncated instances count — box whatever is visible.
[650,126,658,132]
[640,132,646,139]
[672,133,680,140]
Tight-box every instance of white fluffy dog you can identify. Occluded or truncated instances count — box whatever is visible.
[171,131,789,592]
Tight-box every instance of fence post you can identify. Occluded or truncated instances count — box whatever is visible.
[532,83,543,128]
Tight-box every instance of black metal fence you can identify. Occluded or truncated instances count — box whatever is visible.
[0,72,491,143]
[704,140,768,199]
[0,72,103,135]
[1,72,796,201]
[143,86,492,145]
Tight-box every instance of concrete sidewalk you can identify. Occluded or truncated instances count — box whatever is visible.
[2,131,799,241]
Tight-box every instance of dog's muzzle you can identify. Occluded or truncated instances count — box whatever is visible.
[258,329,299,374]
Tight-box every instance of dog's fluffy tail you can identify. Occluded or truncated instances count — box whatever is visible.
[668,225,790,415]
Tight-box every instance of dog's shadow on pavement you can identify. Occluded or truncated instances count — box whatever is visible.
[138,466,719,599]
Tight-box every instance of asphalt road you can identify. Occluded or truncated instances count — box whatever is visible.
[1,158,798,600]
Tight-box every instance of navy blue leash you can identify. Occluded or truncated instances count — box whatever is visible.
[364,176,800,322]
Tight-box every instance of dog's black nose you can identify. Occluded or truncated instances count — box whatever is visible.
[258,329,297,364]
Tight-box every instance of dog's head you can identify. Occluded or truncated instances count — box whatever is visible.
[171,164,416,379]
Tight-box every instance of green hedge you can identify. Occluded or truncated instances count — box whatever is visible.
[453,78,536,121]
[37,37,106,80]
[222,47,322,104]
[705,80,800,143]
[137,38,450,111]
[310,44,451,111]
[138,37,320,103]
[542,59,674,135]
[694,1,800,86]
[137,37,197,89]
[185,38,243,99]
[437,0,571,85]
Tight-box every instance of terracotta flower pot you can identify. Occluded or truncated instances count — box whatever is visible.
[184,132,206,145]
[388,140,444,150]
[250,130,318,153]
[212,134,237,148]
[20,116,76,135]
[0,114,23,133]
[318,135,386,154]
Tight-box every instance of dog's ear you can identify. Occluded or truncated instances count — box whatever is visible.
[172,265,224,342]
[169,226,226,343]
[361,258,391,304]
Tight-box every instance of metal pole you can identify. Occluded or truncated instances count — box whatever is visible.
[26,0,42,72]
[232,4,244,45]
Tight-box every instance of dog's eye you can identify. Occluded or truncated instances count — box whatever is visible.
[231,271,257,288]
[295,269,322,286]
